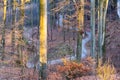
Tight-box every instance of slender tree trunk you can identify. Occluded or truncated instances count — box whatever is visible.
[97,0,100,65]
[98,0,109,63]
[19,1,25,80]
[30,0,33,27]
[19,0,25,63]
[39,0,47,79]
[90,0,96,59]
[76,0,84,62]
[102,0,109,63]
[11,0,16,54]
[76,32,82,61]
[98,0,103,59]
[1,0,7,60]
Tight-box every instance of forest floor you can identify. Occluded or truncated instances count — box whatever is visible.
[46,17,120,80]
[0,18,120,80]
[106,19,120,71]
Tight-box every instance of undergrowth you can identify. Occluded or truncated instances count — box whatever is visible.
[96,60,116,80]
[56,57,95,79]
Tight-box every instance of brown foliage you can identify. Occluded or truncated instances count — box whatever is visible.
[56,57,94,79]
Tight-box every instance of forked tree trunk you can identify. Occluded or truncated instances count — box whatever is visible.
[98,0,109,63]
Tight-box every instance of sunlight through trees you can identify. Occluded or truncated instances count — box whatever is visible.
[0,0,119,80]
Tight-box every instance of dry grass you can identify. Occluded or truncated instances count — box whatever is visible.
[96,60,116,80]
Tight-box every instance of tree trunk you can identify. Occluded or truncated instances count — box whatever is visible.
[98,0,109,63]
[76,0,84,62]
[39,0,47,79]
[90,0,96,59]
[76,32,82,61]
[11,0,16,54]
[98,0,103,59]
[1,0,7,60]
[97,0,100,66]
[102,0,109,63]
[15,1,25,79]
[19,0,25,63]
